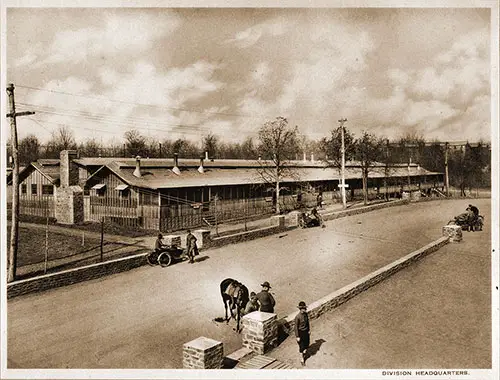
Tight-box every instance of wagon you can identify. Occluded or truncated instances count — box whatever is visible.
[146,246,186,267]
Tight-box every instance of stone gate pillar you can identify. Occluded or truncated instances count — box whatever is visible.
[241,311,278,354]
[183,337,223,369]
[442,224,462,242]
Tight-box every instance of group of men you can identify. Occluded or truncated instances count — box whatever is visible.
[242,281,312,366]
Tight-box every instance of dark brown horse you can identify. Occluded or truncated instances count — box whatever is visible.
[220,278,249,333]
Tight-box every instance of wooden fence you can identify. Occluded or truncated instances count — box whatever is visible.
[16,196,55,218]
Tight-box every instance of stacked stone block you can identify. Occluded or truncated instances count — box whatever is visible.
[442,224,462,242]
[242,311,278,354]
[163,235,181,247]
[194,229,211,248]
[183,337,223,369]
[270,215,285,227]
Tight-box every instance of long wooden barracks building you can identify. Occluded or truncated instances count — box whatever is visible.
[8,150,444,232]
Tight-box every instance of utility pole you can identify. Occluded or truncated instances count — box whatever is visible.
[6,83,35,282]
[444,142,449,196]
[338,118,348,209]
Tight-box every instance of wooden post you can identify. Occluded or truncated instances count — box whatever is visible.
[214,195,219,237]
[44,216,49,274]
[82,230,85,247]
[100,217,104,262]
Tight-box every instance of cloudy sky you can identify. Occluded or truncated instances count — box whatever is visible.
[6,7,492,146]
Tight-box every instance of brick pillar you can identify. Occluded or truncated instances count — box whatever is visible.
[194,229,211,248]
[442,224,462,242]
[289,211,302,226]
[55,186,84,224]
[241,311,278,354]
[60,150,79,188]
[183,337,223,369]
[270,215,285,228]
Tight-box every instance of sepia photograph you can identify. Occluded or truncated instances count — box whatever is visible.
[1,1,498,379]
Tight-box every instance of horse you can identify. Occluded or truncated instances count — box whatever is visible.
[220,278,249,333]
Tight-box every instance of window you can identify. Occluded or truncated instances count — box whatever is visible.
[42,184,54,195]
[115,184,130,199]
[21,184,27,194]
[92,183,106,197]
[31,184,37,195]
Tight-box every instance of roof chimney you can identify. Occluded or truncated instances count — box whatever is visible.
[133,156,141,178]
[60,150,79,187]
[205,151,209,160]
[311,153,314,162]
[198,156,205,174]
[258,155,262,161]
[172,153,181,175]
[303,152,307,162]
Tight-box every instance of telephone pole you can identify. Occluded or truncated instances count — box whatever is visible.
[338,118,348,209]
[6,83,35,282]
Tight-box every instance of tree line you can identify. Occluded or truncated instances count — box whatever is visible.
[8,121,491,196]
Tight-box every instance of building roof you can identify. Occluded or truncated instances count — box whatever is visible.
[87,159,442,190]
[11,155,443,190]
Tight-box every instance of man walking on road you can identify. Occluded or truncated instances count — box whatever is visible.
[295,301,310,366]
[186,230,198,264]
[256,281,275,313]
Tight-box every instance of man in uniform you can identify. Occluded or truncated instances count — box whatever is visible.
[243,292,260,315]
[186,229,198,264]
[154,233,167,252]
[294,301,310,366]
[256,281,276,313]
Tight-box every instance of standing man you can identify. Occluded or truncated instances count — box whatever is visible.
[185,229,198,264]
[295,301,310,366]
[316,192,323,209]
[256,281,276,313]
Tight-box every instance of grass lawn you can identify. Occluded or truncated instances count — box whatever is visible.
[7,227,147,277]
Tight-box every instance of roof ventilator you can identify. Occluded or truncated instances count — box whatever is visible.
[198,156,205,174]
[172,153,181,175]
[133,156,141,178]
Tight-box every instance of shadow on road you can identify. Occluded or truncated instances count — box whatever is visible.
[194,255,210,263]
[307,338,326,359]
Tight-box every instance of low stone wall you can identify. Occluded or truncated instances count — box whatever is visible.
[7,252,148,299]
[204,225,289,249]
[278,236,450,334]
[321,199,410,223]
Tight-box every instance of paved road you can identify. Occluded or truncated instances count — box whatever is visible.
[7,199,491,369]
[270,204,492,369]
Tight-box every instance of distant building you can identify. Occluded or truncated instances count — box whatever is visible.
[7,150,444,231]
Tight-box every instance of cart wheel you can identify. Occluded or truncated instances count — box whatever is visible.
[158,252,172,267]
[146,252,158,266]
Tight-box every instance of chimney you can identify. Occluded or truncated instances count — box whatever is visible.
[133,156,141,178]
[198,156,205,174]
[311,153,314,162]
[258,155,262,161]
[172,153,181,175]
[303,152,306,162]
[205,151,209,160]
[60,150,79,187]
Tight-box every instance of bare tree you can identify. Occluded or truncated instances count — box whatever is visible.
[354,131,385,205]
[124,129,147,157]
[79,138,102,157]
[320,125,356,170]
[257,117,301,214]
[45,126,77,158]
[18,134,41,165]
[202,133,219,159]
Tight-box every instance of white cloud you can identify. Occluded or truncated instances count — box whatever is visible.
[226,17,290,48]
[25,13,181,67]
